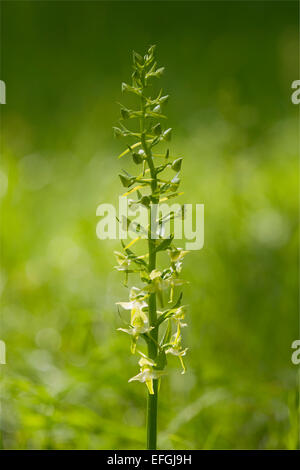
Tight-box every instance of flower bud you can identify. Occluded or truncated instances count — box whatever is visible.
[159,95,169,104]
[132,152,143,164]
[171,158,183,172]
[121,108,130,119]
[153,123,162,136]
[154,67,165,78]
[140,196,150,207]
[119,174,133,187]
[113,127,123,138]
[153,105,161,114]
[163,128,172,141]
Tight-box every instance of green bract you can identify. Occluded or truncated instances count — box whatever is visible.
[113,45,190,450]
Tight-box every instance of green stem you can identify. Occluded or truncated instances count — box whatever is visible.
[140,90,159,450]
[146,377,158,449]
[146,231,158,449]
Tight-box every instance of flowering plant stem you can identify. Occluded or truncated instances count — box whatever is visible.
[145,156,158,450]
[114,46,189,450]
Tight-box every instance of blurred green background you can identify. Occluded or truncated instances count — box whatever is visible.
[0,0,299,450]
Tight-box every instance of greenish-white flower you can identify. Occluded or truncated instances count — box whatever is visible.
[129,353,166,394]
